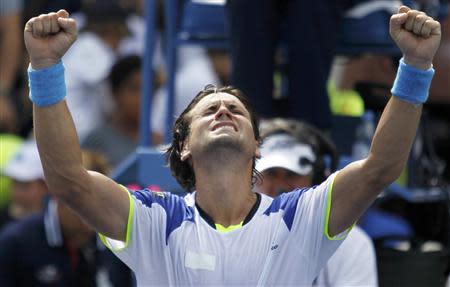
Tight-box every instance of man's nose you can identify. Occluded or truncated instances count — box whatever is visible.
[215,104,232,120]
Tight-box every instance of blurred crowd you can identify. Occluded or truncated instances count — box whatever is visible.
[0,0,449,286]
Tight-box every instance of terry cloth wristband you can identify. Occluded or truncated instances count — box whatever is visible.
[28,61,66,106]
[391,58,434,105]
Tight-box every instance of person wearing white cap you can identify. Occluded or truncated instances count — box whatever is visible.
[256,132,320,197]
[0,140,48,229]
[256,118,378,286]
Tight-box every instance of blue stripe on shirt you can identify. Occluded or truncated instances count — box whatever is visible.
[263,187,312,231]
[132,189,195,244]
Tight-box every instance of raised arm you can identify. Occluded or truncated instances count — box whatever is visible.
[24,10,129,241]
[329,6,441,236]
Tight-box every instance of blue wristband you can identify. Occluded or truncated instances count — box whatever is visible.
[28,61,66,106]
[391,58,435,105]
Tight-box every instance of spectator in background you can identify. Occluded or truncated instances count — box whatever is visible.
[62,0,129,141]
[81,55,141,167]
[0,150,133,287]
[82,55,164,166]
[0,140,48,229]
[255,118,378,286]
[0,0,23,133]
[227,0,347,129]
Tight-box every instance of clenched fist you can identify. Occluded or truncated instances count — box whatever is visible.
[24,10,77,70]
[390,6,441,70]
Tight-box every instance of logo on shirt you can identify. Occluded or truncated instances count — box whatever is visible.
[153,191,165,198]
[185,250,216,271]
[270,244,279,251]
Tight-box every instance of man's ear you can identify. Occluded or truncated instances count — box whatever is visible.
[254,140,261,159]
[180,141,191,162]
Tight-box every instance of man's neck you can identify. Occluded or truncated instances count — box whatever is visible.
[193,159,256,227]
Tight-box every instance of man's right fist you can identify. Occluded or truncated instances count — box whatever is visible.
[24,10,77,70]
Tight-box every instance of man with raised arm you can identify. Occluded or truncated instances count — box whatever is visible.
[24,6,440,286]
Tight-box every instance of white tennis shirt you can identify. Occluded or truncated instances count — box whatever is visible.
[101,173,348,286]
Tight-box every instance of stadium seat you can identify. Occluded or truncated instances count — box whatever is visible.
[335,0,448,55]
[335,0,407,55]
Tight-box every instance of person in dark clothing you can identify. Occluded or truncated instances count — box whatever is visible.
[0,199,99,286]
[227,0,345,129]
[0,150,133,287]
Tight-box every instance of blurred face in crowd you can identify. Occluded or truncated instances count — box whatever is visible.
[10,179,47,218]
[116,69,141,127]
[182,92,260,163]
[257,168,313,197]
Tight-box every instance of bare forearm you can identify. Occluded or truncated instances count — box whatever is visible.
[366,97,422,186]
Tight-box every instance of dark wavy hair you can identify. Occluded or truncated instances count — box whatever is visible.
[165,85,261,192]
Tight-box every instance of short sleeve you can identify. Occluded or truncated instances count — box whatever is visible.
[99,188,194,274]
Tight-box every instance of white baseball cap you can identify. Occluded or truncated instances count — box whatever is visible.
[3,141,44,182]
[256,134,316,176]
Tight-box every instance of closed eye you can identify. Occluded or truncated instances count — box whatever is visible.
[203,105,218,116]
[229,105,244,115]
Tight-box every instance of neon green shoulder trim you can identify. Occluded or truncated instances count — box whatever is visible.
[99,184,134,251]
[323,173,353,240]
[215,221,243,233]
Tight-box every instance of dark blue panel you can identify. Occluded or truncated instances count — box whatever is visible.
[263,187,312,231]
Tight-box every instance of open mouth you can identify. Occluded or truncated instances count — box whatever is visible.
[212,122,237,132]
